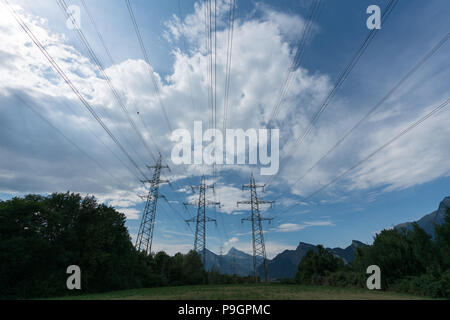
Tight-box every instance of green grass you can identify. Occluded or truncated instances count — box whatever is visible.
[49,284,430,300]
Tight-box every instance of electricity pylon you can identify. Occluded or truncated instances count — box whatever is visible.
[135,154,170,254]
[184,175,220,267]
[237,173,274,282]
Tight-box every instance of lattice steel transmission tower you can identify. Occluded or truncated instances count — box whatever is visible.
[237,173,274,282]
[135,154,170,254]
[184,175,220,266]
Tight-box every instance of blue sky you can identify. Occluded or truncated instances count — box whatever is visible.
[0,0,449,257]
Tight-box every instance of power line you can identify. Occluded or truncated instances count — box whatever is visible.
[8,2,195,241]
[57,0,158,164]
[177,0,197,112]
[79,0,114,66]
[58,1,149,167]
[268,0,321,123]
[59,99,142,181]
[288,33,450,188]
[279,98,450,214]
[125,0,173,133]
[79,0,161,153]
[79,0,197,227]
[161,196,194,234]
[14,94,130,190]
[3,0,149,179]
[222,0,236,132]
[265,0,399,188]
[62,1,198,229]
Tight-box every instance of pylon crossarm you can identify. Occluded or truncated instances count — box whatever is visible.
[256,200,274,207]
[185,217,196,223]
[242,184,265,190]
[146,164,169,170]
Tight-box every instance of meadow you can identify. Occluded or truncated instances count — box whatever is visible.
[51,284,429,300]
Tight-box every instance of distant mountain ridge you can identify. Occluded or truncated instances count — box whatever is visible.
[204,240,366,279]
[395,196,450,236]
[204,247,261,276]
[204,197,450,279]
[257,240,366,279]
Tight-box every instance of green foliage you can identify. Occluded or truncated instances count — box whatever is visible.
[390,270,450,298]
[182,250,205,285]
[295,210,450,298]
[207,265,221,284]
[435,209,450,270]
[295,245,344,285]
[352,211,450,297]
[297,209,450,298]
[352,227,426,287]
[0,192,206,299]
[205,272,257,285]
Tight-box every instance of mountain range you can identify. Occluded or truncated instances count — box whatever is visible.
[257,240,366,279]
[204,196,450,279]
[394,196,450,237]
[204,247,262,276]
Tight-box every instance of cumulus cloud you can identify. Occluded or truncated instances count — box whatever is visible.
[1,0,449,225]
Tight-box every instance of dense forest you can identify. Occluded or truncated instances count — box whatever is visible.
[294,209,450,298]
[0,192,253,299]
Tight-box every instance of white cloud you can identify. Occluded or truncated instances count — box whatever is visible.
[224,236,239,247]
[117,207,140,220]
[348,102,450,192]
[275,223,304,232]
[273,220,334,233]
[0,0,448,221]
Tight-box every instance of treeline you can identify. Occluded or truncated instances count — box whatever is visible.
[0,192,245,299]
[294,209,450,298]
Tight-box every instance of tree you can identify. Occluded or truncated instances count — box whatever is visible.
[182,250,205,284]
[352,224,440,288]
[0,192,150,298]
[168,253,184,285]
[435,209,450,270]
[295,245,343,285]
[207,265,221,284]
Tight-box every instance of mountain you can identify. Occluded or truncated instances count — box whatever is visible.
[203,247,261,276]
[204,197,450,279]
[395,197,450,236]
[203,241,366,279]
[258,240,366,280]
[330,240,366,264]
[262,242,317,279]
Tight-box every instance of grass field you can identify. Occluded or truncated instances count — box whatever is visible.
[51,284,429,300]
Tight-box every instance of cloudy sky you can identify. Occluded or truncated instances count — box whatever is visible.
[0,0,449,258]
